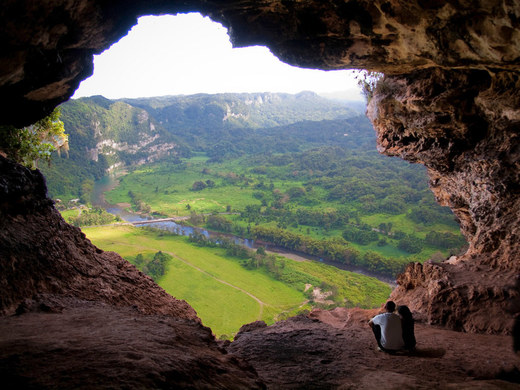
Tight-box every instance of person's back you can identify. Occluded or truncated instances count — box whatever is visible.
[398,305,416,351]
[371,312,405,350]
[369,300,405,352]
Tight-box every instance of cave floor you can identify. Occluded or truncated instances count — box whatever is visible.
[228,307,520,389]
[0,299,518,389]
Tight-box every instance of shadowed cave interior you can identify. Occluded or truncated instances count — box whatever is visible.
[0,1,519,388]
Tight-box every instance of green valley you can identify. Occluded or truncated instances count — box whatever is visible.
[41,91,466,336]
[101,149,465,277]
[84,225,391,338]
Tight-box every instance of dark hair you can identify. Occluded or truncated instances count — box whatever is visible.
[397,305,413,319]
[385,301,396,312]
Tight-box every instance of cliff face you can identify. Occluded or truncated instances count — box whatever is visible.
[0,0,518,374]
[367,68,520,333]
[0,155,197,318]
[368,69,520,266]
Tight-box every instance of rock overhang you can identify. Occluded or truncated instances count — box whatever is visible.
[1,1,519,127]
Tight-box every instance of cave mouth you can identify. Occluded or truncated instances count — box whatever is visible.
[40,12,471,340]
[0,0,518,342]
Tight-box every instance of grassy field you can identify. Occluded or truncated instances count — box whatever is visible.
[102,156,464,267]
[59,208,80,221]
[83,225,391,338]
[105,158,262,216]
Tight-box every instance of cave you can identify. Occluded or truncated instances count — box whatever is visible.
[0,1,519,388]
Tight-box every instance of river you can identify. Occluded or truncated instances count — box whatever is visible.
[92,176,396,286]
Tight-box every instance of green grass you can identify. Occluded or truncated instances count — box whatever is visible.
[59,208,80,221]
[361,212,460,238]
[105,158,262,215]
[101,154,465,272]
[161,259,261,336]
[84,225,305,336]
[83,225,391,338]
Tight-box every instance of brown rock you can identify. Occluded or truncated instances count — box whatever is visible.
[1,1,519,126]
[228,309,519,389]
[367,68,520,332]
[0,298,265,389]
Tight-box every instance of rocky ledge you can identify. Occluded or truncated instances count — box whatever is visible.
[227,308,518,389]
[1,302,518,389]
[0,296,264,389]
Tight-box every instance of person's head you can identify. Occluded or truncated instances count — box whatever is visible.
[384,301,396,313]
[397,305,413,319]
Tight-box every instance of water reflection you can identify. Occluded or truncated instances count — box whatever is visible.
[92,176,394,286]
[142,220,255,249]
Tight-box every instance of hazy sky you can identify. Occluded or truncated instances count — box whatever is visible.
[73,13,363,100]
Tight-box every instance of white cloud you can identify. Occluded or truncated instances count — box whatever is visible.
[73,13,363,100]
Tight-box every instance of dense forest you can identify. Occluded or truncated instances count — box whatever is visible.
[42,92,466,278]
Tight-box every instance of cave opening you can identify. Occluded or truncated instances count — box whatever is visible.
[41,12,467,340]
[73,13,362,100]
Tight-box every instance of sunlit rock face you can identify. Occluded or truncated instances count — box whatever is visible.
[368,69,520,269]
[0,0,519,335]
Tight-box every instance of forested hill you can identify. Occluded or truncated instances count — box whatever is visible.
[123,91,360,130]
[41,92,466,275]
[41,92,366,200]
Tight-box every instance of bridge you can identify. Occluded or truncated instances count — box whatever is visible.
[131,216,190,225]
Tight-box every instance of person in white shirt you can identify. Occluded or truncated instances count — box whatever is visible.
[368,300,405,353]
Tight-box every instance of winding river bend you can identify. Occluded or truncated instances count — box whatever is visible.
[92,175,396,286]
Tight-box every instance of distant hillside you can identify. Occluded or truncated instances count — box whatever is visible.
[40,96,186,201]
[41,92,366,201]
[123,91,360,128]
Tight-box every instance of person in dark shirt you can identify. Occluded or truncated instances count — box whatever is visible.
[397,305,416,351]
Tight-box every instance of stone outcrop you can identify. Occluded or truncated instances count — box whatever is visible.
[0,155,198,318]
[368,69,520,267]
[1,1,519,126]
[0,297,265,389]
[367,68,520,333]
[226,308,518,389]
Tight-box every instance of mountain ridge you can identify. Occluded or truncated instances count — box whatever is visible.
[42,92,367,201]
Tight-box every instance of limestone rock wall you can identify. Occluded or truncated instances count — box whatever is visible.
[0,155,198,319]
[367,68,520,333]
[368,68,520,268]
[1,1,519,126]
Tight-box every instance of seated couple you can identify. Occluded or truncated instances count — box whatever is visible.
[368,300,416,353]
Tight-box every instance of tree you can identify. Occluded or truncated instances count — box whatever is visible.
[192,181,207,191]
[398,235,424,254]
[134,253,145,267]
[0,108,68,169]
[355,71,386,102]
